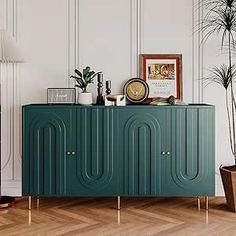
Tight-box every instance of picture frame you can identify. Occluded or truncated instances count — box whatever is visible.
[140,54,182,100]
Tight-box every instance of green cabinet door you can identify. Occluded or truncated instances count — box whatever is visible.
[162,108,215,196]
[119,108,170,196]
[66,107,118,196]
[23,106,75,196]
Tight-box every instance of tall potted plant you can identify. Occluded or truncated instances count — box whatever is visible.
[70,66,101,105]
[202,0,236,212]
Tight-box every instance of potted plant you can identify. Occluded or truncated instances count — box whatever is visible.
[202,0,236,211]
[70,66,101,105]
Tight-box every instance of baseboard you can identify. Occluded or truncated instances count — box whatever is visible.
[1,180,22,196]
[216,174,224,196]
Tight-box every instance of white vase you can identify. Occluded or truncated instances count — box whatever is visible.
[78,92,93,105]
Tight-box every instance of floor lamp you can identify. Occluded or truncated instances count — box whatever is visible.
[0,29,23,208]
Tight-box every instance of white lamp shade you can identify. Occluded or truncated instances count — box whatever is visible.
[0,29,23,63]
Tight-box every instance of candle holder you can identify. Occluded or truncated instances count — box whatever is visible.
[96,73,104,105]
[106,80,111,95]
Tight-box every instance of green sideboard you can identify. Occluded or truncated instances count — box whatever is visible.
[22,104,215,206]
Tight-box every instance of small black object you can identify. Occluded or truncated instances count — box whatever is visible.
[0,196,15,209]
[96,73,104,105]
[106,80,111,95]
[167,95,175,105]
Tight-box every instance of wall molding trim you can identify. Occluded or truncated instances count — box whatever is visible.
[130,0,137,77]
[193,0,204,103]
[68,0,76,88]
[1,0,22,190]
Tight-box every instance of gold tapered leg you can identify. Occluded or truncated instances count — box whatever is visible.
[37,197,40,208]
[117,196,120,210]
[28,210,32,225]
[205,196,209,210]
[197,197,201,211]
[117,210,120,225]
[205,210,209,224]
[28,196,32,210]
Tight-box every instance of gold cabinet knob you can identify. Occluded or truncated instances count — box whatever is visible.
[161,151,166,155]
[166,151,171,155]
[72,151,76,155]
[67,151,71,155]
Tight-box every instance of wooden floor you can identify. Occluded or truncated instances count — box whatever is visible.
[0,197,236,236]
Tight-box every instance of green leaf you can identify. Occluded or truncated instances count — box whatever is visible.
[74,69,82,78]
[70,75,80,80]
[87,71,95,78]
[91,72,102,79]
[83,66,91,78]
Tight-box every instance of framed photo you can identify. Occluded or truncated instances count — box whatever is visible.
[140,54,182,100]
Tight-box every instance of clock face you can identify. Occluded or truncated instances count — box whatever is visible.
[127,82,146,100]
[124,78,149,104]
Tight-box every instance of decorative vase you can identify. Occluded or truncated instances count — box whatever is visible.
[220,165,236,212]
[78,92,93,105]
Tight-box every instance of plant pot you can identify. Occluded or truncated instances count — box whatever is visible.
[220,165,236,212]
[78,92,93,105]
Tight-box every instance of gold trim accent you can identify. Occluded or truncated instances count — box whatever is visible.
[205,210,209,224]
[117,210,120,225]
[37,197,40,208]
[197,197,201,211]
[117,196,121,210]
[28,196,32,210]
[205,196,209,210]
[28,210,32,225]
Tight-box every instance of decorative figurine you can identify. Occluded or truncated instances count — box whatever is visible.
[104,95,126,106]
[106,80,111,95]
[96,73,104,105]
[167,95,175,105]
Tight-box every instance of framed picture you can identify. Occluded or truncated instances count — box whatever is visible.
[140,54,182,100]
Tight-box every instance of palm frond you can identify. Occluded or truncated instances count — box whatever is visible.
[203,64,236,89]
[200,0,236,161]
[199,0,236,47]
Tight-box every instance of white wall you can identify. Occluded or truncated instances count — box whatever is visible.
[0,0,229,196]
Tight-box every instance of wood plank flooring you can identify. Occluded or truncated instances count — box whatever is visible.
[0,197,235,236]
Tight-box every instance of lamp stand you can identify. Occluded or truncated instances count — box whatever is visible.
[0,29,23,209]
[0,196,15,208]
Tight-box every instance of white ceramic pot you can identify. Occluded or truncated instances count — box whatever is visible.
[78,92,93,105]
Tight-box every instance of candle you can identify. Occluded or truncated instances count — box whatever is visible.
[106,80,111,88]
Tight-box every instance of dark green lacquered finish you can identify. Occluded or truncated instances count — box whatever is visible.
[66,107,118,196]
[162,108,215,196]
[22,105,215,197]
[119,108,170,196]
[22,106,75,196]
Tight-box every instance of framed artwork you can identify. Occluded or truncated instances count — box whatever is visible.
[140,54,182,100]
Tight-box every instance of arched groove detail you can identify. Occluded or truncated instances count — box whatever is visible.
[170,109,209,189]
[123,113,161,195]
[28,112,67,195]
[77,108,114,189]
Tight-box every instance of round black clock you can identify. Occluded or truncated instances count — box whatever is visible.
[123,78,149,104]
